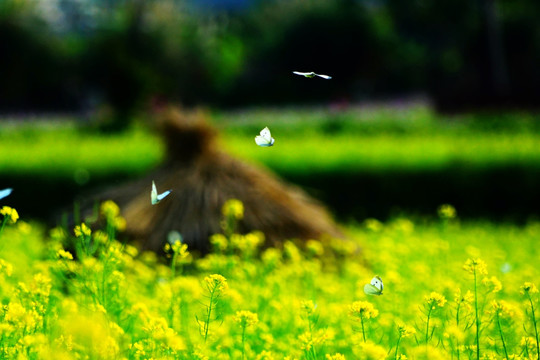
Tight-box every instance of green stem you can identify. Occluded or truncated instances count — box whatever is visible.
[171,252,178,278]
[360,314,366,343]
[425,306,433,344]
[496,312,509,360]
[204,290,215,342]
[241,325,246,360]
[308,317,318,359]
[394,334,402,360]
[0,217,7,241]
[528,294,540,360]
[474,269,481,360]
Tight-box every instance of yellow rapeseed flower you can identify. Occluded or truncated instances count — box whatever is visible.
[306,240,324,257]
[204,274,228,295]
[398,324,416,338]
[326,353,346,360]
[356,341,386,360]
[349,301,379,320]
[463,258,488,275]
[234,310,259,328]
[454,288,474,304]
[210,233,228,252]
[424,292,447,309]
[521,282,539,295]
[222,199,244,220]
[74,223,91,237]
[364,218,383,232]
[0,206,18,224]
[0,259,13,277]
[301,300,317,316]
[491,300,516,319]
[482,276,502,293]
[100,200,120,219]
[57,249,73,260]
[113,216,127,231]
[437,204,457,219]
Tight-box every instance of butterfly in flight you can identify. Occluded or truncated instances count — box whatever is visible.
[0,188,12,200]
[364,275,384,296]
[292,71,332,80]
[255,127,275,147]
[151,181,172,205]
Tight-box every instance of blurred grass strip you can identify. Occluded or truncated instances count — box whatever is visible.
[0,124,164,177]
[223,132,540,173]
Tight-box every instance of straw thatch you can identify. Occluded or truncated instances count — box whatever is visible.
[90,107,343,253]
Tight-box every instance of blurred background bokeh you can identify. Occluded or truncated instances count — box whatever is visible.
[1,0,540,223]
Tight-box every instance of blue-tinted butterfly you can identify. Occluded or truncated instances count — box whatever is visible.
[151,181,172,205]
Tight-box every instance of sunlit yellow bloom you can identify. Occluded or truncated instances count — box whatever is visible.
[210,233,228,252]
[124,244,138,258]
[49,226,67,242]
[306,240,324,256]
[204,274,228,295]
[364,218,383,232]
[0,259,13,277]
[356,341,386,360]
[284,241,302,262]
[482,276,502,293]
[463,258,488,275]
[54,334,74,351]
[113,216,126,231]
[409,345,446,360]
[437,204,457,219]
[74,223,91,237]
[398,324,416,338]
[92,230,108,245]
[0,206,18,224]
[491,300,516,319]
[222,199,244,220]
[521,282,539,295]
[444,324,465,342]
[393,218,414,234]
[299,329,330,351]
[301,300,317,315]
[326,353,346,360]
[424,292,447,309]
[520,336,537,350]
[261,248,282,267]
[454,288,474,304]
[396,355,407,360]
[57,249,73,260]
[100,200,120,219]
[349,301,379,320]
[234,310,259,328]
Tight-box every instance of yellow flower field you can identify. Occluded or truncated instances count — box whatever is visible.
[0,201,538,359]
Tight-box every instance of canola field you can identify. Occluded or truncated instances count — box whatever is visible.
[0,200,538,360]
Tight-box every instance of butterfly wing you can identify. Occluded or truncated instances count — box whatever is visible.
[0,188,13,200]
[371,276,384,292]
[157,190,172,202]
[255,127,274,147]
[316,74,332,79]
[151,181,159,205]
[293,71,308,76]
[364,283,383,296]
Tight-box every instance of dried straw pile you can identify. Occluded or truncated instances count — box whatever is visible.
[93,108,342,253]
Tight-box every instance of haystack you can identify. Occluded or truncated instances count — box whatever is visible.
[91,107,342,253]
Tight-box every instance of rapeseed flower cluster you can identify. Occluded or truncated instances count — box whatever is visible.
[0,200,537,359]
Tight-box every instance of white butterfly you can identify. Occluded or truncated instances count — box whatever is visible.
[363,275,383,296]
[0,188,12,200]
[292,71,332,80]
[255,127,275,147]
[151,181,172,205]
